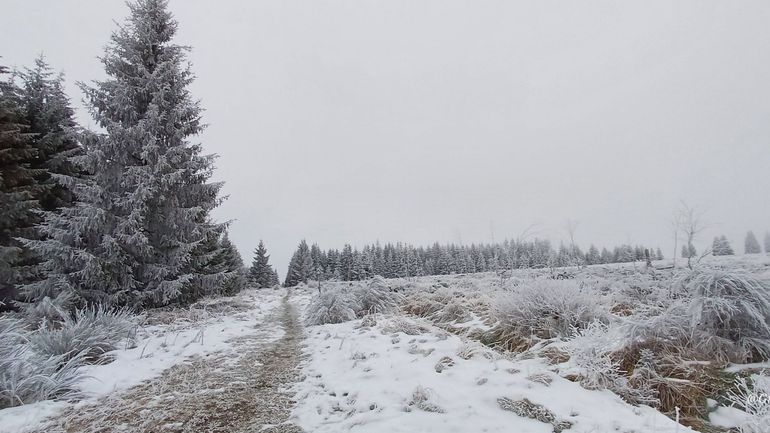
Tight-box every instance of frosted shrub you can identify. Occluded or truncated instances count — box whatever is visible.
[679,268,770,361]
[305,289,357,325]
[21,293,74,328]
[567,321,625,390]
[492,279,605,339]
[29,306,135,363]
[567,321,661,406]
[406,386,445,413]
[353,276,401,317]
[431,299,470,324]
[402,291,444,317]
[0,316,84,408]
[726,371,770,433]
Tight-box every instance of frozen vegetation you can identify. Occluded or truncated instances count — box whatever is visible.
[1,1,769,432]
[294,254,770,432]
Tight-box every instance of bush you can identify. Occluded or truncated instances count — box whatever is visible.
[431,299,470,324]
[726,371,770,433]
[353,276,401,317]
[305,289,357,326]
[402,291,444,317]
[492,279,605,340]
[678,268,770,362]
[0,316,84,408]
[406,386,444,413]
[28,306,135,363]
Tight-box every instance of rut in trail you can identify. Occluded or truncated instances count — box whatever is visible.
[39,291,305,433]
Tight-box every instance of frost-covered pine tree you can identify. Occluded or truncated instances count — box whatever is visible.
[18,57,81,213]
[24,0,226,308]
[284,240,311,287]
[216,233,246,295]
[248,240,274,288]
[0,66,40,310]
[712,235,734,256]
[14,57,83,292]
[745,231,761,254]
[764,232,770,254]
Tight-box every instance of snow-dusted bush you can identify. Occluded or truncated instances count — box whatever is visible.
[402,291,444,317]
[492,279,605,339]
[305,289,357,326]
[406,386,445,413]
[380,317,428,336]
[29,306,135,363]
[678,268,770,362]
[353,276,401,317]
[431,299,470,324]
[567,321,626,391]
[21,293,74,328]
[726,371,770,433]
[564,321,661,406]
[0,315,84,408]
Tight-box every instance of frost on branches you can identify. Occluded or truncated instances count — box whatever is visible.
[23,0,232,309]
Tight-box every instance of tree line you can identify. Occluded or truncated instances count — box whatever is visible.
[0,0,245,312]
[282,238,665,286]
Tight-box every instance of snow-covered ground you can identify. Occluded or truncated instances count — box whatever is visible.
[0,288,289,433]
[291,314,694,433]
[291,253,770,433]
[2,254,768,433]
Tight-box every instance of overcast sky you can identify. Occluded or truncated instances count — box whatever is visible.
[2,1,769,275]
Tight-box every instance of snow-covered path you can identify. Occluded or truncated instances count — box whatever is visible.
[29,291,305,433]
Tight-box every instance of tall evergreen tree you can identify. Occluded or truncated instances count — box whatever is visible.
[217,233,246,295]
[764,232,770,254]
[712,235,734,256]
[18,57,81,212]
[248,240,274,288]
[284,240,311,287]
[745,231,761,254]
[12,57,84,295]
[0,66,40,310]
[24,0,226,308]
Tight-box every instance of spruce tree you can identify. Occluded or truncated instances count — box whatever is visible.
[18,57,81,212]
[248,240,274,288]
[217,233,246,295]
[24,0,226,308]
[713,235,734,256]
[284,240,311,287]
[0,66,40,310]
[764,232,770,254]
[13,57,83,293]
[745,231,761,254]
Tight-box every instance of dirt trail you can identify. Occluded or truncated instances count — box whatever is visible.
[38,291,305,433]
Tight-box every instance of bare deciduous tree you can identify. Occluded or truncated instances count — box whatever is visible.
[672,201,710,269]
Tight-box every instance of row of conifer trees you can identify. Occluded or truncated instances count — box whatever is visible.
[0,0,245,312]
[281,239,665,286]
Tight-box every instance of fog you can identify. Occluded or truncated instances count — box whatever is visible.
[3,0,769,274]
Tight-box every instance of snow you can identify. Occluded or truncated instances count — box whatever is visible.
[0,287,288,433]
[0,401,67,433]
[292,315,696,433]
[709,404,750,431]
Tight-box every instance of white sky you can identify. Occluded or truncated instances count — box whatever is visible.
[2,1,769,275]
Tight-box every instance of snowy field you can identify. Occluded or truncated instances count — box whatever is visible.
[292,316,690,433]
[291,254,770,433]
[1,255,768,433]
